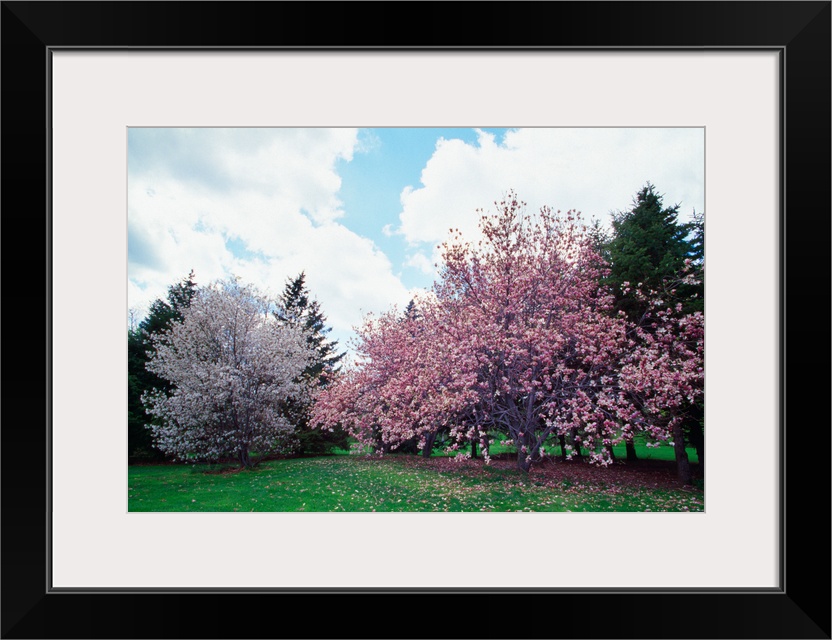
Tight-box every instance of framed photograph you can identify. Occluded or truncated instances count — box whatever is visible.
[2,2,829,638]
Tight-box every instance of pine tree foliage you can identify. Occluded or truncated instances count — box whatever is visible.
[403,298,421,322]
[604,184,705,469]
[275,272,348,454]
[128,271,198,460]
[606,183,697,323]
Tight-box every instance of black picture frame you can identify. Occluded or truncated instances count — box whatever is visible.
[2,2,829,638]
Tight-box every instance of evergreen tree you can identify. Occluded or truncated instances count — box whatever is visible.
[680,207,705,464]
[403,298,421,322]
[688,208,704,267]
[587,216,612,263]
[680,207,705,314]
[604,185,703,467]
[128,271,197,460]
[275,272,348,455]
[606,183,693,323]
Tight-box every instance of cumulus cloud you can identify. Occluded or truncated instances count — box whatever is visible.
[128,128,412,350]
[395,128,705,249]
[404,252,436,276]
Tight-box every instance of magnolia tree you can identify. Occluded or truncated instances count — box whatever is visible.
[311,303,478,456]
[315,195,634,471]
[314,192,704,480]
[620,268,704,483]
[143,279,314,467]
[430,194,643,471]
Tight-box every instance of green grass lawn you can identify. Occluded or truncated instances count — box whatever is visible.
[129,448,703,513]
[447,438,698,463]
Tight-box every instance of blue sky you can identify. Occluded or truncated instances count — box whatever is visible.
[128,127,704,353]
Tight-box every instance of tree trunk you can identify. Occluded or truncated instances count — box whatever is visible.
[470,436,478,459]
[605,444,616,461]
[673,423,692,485]
[558,435,567,462]
[516,431,541,473]
[571,428,583,460]
[625,435,638,462]
[687,416,704,470]
[372,429,391,454]
[422,431,437,458]
[517,447,531,473]
[238,447,252,468]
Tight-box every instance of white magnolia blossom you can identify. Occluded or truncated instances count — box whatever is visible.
[143,279,315,466]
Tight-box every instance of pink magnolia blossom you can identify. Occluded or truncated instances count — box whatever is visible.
[313,192,703,474]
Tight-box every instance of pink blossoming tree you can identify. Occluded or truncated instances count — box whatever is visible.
[430,194,639,471]
[314,192,704,482]
[311,302,478,457]
[619,269,704,483]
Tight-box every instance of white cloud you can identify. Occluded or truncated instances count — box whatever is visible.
[404,252,436,276]
[396,128,705,249]
[128,128,412,352]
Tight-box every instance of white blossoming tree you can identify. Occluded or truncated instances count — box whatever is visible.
[143,278,315,467]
